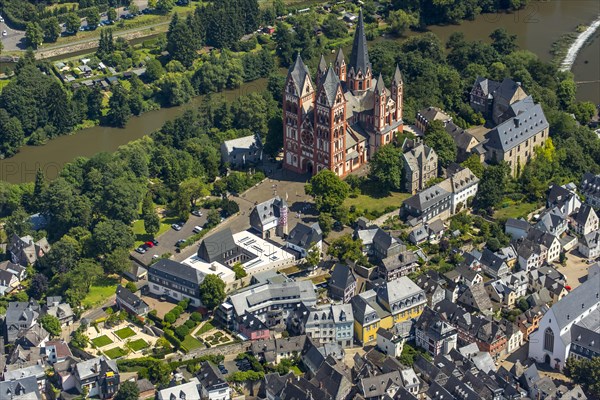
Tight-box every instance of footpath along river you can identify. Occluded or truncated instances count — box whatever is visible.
[0,0,598,184]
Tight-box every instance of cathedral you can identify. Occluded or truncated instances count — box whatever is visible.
[283,10,404,177]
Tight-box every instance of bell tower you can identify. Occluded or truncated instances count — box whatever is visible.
[347,9,372,93]
[391,64,404,123]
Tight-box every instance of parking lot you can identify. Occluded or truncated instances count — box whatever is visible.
[0,20,26,51]
[130,211,207,265]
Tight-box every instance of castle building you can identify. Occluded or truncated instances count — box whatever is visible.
[283,10,404,177]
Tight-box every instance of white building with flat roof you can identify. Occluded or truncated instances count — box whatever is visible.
[233,231,296,275]
[181,255,236,284]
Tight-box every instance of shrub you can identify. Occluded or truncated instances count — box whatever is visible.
[190,312,202,322]
[175,325,190,340]
[125,282,137,293]
[184,320,196,329]
[164,313,176,324]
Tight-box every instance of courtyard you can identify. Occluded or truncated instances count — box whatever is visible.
[86,321,159,360]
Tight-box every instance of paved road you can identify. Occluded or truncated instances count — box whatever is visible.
[0,20,26,51]
[131,212,208,265]
[1,1,150,52]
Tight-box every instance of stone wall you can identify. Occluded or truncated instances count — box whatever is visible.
[171,341,251,362]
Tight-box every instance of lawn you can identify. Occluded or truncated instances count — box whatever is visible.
[290,365,303,375]
[494,199,539,220]
[181,334,204,351]
[91,335,113,348]
[104,347,127,359]
[82,277,119,308]
[127,338,149,352]
[344,181,411,215]
[132,215,179,247]
[196,320,215,336]
[114,327,136,340]
[0,80,10,94]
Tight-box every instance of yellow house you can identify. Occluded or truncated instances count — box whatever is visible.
[351,276,426,344]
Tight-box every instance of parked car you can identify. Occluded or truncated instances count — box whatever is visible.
[151,239,159,246]
[135,247,146,254]
[193,226,203,234]
[176,239,186,247]
[192,210,203,217]
[171,223,182,231]
[2,30,7,36]
[145,241,154,248]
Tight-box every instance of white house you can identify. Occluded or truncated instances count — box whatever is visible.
[578,230,600,260]
[158,379,201,400]
[376,328,404,357]
[571,204,599,235]
[198,362,231,400]
[438,166,479,214]
[529,273,600,370]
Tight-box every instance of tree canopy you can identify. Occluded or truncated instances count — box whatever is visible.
[305,170,350,213]
[199,274,226,309]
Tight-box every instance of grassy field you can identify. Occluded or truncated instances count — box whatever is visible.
[344,181,411,214]
[181,334,204,351]
[115,327,136,340]
[196,320,215,336]
[91,335,113,348]
[132,215,179,247]
[104,347,127,359]
[494,199,539,220]
[127,338,149,351]
[82,277,119,308]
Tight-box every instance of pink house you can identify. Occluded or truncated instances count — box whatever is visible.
[238,312,270,341]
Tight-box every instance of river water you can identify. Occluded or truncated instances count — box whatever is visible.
[0,0,598,184]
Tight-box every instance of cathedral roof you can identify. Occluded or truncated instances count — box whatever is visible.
[288,53,311,92]
[349,9,371,75]
[393,64,403,84]
[321,66,342,107]
[336,48,346,65]
[374,73,386,94]
[318,55,328,76]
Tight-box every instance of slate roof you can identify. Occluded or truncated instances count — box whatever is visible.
[574,204,596,226]
[418,106,451,125]
[75,356,118,380]
[393,64,403,84]
[402,142,436,174]
[288,54,311,92]
[581,230,600,249]
[158,380,201,400]
[404,185,451,211]
[198,228,238,263]
[506,218,530,231]
[149,258,204,285]
[552,273,600,330]
[287,222,322,250]
[320,65,343,107]
[329,263,356,291]
[360,370,402,398]
[318,54,328,76]
[222,133,262,153]
[0,376,40,400]
[581,173,600,198]
[250,197,287,230]
[484,100,548,152]
[116,284,149,313]
[473,76,501,97]
[349,9,371,75]
[481,248,508,275]
[377,276,426,307]
[198,361,228,391]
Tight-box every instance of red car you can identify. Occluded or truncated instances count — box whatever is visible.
[145,241,154,248]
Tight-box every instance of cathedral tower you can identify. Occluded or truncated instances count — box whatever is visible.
[347,9,372,93]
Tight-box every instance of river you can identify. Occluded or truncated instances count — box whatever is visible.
[0,0,598,184]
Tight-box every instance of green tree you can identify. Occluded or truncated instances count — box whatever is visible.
[563,357,600,397]
[388,10,418,37]
[460,154,484,178]
[424,120,457,167]
[557,78,576,110]
[322,14,348,39]
[25,23,44,48]
[71,326,89,349]
[232,262,247,279]
[318,213,333,237]
[4,207,32,238]
[115,381,140,400]
[166,13,197,68]
[199,274,226,309]
[570,101,596,125]
[0,109,24,157]
[157,0,176,14]
[144,210,161,237]
[145,59,165,82]
[104,247,131,275]
[92,219,135,256]
[65,13,80,34]
[273,22,294,66]
[160,74,194,106]
[28,274,48,299]
[474,163,509,213]
[327,234,363,263]
[305,170,350,213]
[108,84,131,127]
[87,87,104,120]
[148,359,172,387]
[369,144,403,191]
[86,7,100,29]
[40,314,62,337]
[107,8,118,22]
[304,242,321,269]
[489,28,517,55]
[42,17,61,43]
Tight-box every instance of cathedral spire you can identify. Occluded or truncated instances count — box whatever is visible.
[374,73,386,94]
[317,54,327,81]
[349,9,371,75]
[393,64,403,85]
